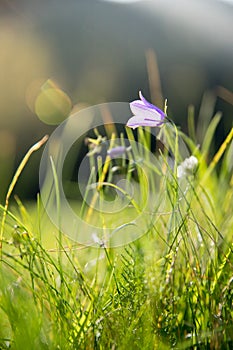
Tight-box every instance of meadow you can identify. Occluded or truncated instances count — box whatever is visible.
[0,93,233,349]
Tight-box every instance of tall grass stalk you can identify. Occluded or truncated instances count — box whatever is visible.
[0,108,232,349]
[0,135,48,249]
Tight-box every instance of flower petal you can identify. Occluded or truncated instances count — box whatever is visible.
[130,91,165,121]
[139,91,160,110]
[177,156,198,178]
[127,91,166,129]
[107,146,126,158]
[130,101,165,121]
[126,115,163,129]
[177,165,186,179]
[139,91,166,115]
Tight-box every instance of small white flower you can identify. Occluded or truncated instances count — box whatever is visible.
[177,155,198,178]
[92,233,106,247]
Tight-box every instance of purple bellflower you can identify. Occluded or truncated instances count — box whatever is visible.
[107,145,131,159]
[107,146,126,159]
[126,91,166,129]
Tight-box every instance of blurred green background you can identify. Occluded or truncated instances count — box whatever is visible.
[0,0,233,201]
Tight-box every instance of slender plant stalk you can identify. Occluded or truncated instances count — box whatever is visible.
[85,134,116,223]
[0,135,48,249]
[200,127,233,186]
[49,156,63,277]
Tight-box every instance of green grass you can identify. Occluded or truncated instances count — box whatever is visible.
[0,108,233,349]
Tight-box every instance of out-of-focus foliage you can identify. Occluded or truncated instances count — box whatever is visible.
[0,0,233,199]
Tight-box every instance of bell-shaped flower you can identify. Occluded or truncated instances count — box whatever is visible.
[126,91,166,129]
[107,145,131,159]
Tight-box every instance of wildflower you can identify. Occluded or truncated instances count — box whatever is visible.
[85,133,107,157]
[107,146,131,159]
[92,233,106,248]
[126,91,165,129]
[177,155,198,178]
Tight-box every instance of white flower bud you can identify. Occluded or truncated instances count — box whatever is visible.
[177,155,198,178]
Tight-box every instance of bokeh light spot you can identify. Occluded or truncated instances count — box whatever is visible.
[35,80,72,125]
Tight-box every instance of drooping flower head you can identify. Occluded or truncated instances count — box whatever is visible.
[107,146,130,159]
[126,91,166,129]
